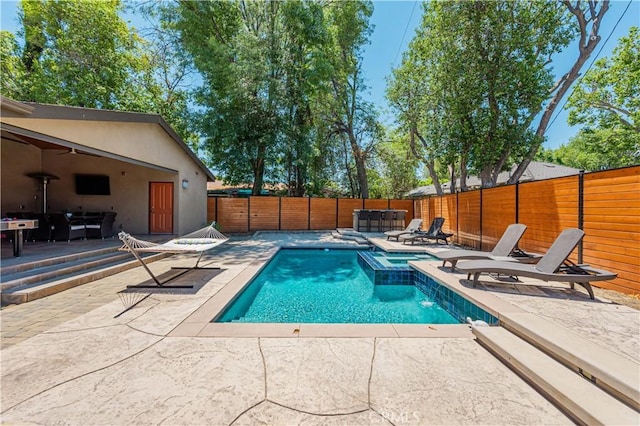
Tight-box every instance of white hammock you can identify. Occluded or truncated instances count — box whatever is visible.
[118,222,229,287]
[119,223,229,253]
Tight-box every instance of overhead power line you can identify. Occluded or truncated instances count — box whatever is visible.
[546,0,633,132]
[392,1,419,67]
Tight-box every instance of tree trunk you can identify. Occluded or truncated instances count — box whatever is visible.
[459,158,469,192]
[508,0,609,184]
[346,130,368,198]
[448,163,457,194]
[425,160,442,196]
[412,130,443,195]
[251,145,266,196]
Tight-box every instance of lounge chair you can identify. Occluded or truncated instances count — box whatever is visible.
[456,228,617,299]
[118,222,229,288]
[399,217,453,245]
[434,223,528,271]
[384,218,423,241]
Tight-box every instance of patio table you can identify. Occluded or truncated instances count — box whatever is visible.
[1,219,39,257]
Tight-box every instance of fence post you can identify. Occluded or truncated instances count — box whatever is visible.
[214,197,218,224]
[278,197,282,230]
[479,187,483,250]
[456,191,459,244]
[308,197,311,230]
[578,170,584,264]
[515,181,519,224]
[335,198,339,229]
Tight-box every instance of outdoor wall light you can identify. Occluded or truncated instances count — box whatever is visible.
[182,179,189,189]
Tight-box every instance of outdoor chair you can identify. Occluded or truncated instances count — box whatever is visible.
[27,213,53,241]
[49,212,86,242]
[393,210,406,230]
[380,210,394,232]
[456,228,617,300]
[399,217,452,245]
[368,210,382,232]
[434,223,528,271]
[357,210,370,232]
[384,218,423,241]
[85,212,117,239]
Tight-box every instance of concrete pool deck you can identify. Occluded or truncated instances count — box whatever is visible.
[1,232,638,424]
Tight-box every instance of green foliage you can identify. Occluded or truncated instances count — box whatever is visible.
[17,0,151,109]
[368,130,419,199]
[388,0,574,191]
[0,31,24,98]
[171,0,378,197]
[2,0,195,146]
[568,26,639,132]
[321,0,379,198]
[553,128,639,170]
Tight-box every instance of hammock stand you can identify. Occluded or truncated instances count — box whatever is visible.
[118,222,229,288]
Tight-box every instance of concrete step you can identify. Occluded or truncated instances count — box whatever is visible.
[331,231,369,245]
[1,246,119,276]
[1,251,132,291]
[335,228,365,238]
[473,326,639,425]
[500,312,640,412]
[1,251,171,306]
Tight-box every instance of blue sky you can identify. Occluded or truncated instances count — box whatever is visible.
[2,0,638,150]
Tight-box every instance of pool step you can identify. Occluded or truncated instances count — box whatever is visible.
[331,231,369,245]
[473,326,639,424]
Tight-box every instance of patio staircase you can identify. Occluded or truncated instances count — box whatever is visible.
[331,228,370,245]
[0,246,171,306]
[472,322,639,424]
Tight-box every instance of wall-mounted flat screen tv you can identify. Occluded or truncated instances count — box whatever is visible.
[75,174,110,195]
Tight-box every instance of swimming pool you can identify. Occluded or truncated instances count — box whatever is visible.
[216,248,481,324]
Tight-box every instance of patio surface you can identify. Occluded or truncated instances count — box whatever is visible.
[1,232,638,425]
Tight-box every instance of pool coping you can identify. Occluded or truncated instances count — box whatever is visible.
[169,245,475,338]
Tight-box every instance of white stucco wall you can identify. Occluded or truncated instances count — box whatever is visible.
[2,113,210,235]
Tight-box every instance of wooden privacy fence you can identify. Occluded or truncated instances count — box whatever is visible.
[208,197,414,234]
[414,165,640,295]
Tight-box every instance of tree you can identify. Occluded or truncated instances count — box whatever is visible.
[132,1,202,151]
[552,26,640,171]
[554,128,640,170]
[277,1,332,196]
[567,26,639,132]
[508,0,610,184]
[322,0,379,198]
[389,0,574,191]
[172,0,338,195]
[16,0,157,110]
[0,31,24,98]
[368,130,420,199]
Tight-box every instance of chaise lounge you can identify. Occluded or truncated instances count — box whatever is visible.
[399,217,453,245]
[456,228,617,299]
[384,218,423,241]
[434,223,528,271]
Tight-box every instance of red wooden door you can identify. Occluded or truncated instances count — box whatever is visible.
[149,182,173,234]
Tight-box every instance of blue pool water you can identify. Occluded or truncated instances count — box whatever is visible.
[216,249,459,324]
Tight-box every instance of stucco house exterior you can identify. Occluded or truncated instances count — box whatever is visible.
[1,96,214,235]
